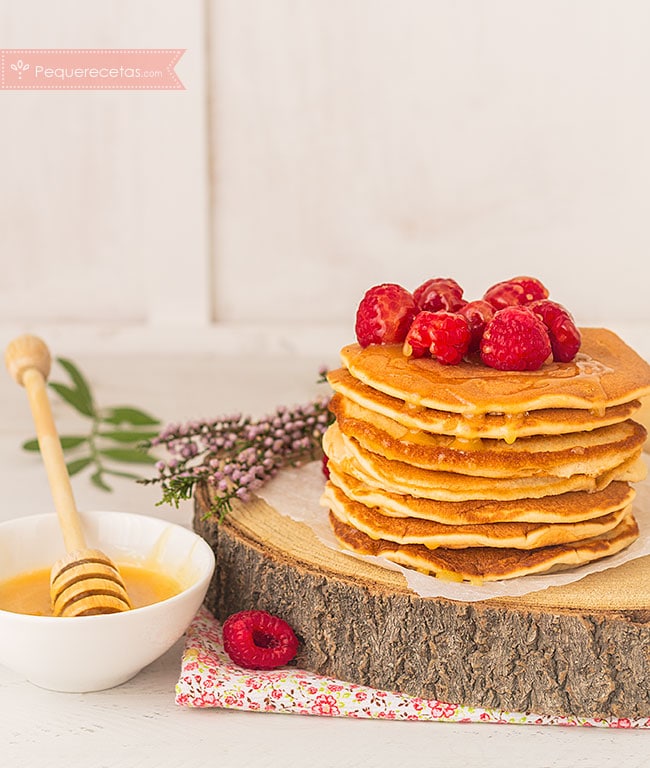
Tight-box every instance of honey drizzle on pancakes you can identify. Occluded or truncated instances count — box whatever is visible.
[322,327,650,583]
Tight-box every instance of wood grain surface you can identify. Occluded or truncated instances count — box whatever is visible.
[195,482,650,720]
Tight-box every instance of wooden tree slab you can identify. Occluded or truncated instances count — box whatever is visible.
[194,483,650,720]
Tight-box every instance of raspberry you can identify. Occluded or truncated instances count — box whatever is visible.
[480,306,552,371]
[529,299,581,362]
[413,277,465,313]
[222,610,299,670]
[321,452,330,479]
[458,300,495,352]
[483,276,549,310]
[355,283,417,347]
[403,311,471,365]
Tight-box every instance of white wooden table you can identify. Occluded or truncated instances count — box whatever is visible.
[1,338,648,768]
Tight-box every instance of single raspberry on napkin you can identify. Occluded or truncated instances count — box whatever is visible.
[222,610,299,670]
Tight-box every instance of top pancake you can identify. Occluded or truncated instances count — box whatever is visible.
[340,327,650,415]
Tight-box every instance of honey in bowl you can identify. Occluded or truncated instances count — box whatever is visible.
[0,563,183,616]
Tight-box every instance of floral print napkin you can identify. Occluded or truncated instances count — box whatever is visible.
[176,608,648,728]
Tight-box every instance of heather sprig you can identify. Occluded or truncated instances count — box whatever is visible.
[142,395,333,521]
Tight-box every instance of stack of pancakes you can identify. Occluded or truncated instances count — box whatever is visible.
[321,328,650,583]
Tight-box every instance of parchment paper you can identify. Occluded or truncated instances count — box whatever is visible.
[257,459,650,602]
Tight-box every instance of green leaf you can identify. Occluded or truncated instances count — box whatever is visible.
[101,407,160,427]
[99,448,159,465]
[55,358,95,415]
[66,456,93,476]
[16,352,165,493]
[91,471,113,492]
[49,383,94,418]
[23,435,87,453]
[97,430,160,443]
[61,436,88,449]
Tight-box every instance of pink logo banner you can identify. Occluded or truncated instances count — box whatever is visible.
[0,49,185,90]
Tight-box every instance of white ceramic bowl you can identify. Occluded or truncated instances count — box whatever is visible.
[0,510,215,692]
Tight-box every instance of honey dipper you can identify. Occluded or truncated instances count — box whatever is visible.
[5,334,132,617]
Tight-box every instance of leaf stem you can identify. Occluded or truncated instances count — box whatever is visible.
[20,356,161,492]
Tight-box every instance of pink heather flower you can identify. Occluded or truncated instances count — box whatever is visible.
[144,393,333,520]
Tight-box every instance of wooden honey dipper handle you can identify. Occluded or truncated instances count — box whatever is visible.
[5,334,86,552]
[5,334,131,616]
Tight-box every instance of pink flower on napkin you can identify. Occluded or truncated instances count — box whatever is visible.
[311,694,340,717]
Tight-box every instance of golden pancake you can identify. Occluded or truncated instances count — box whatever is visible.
[638,396,650,453]
[340,328,650,415]
[330,393,647,479]
[329,509,640,583]
[326,320,650,583]
[323,423,647,501]
[328,367,641,442]
[324,482,632,550]
[328,466,636,524]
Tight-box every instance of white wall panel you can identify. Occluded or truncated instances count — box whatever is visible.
[0,0,209,328]
[0,1,649,348]
[209,0,650,327]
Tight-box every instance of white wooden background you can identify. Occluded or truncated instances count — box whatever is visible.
[1,0,650,357]
[1,7,650,762]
